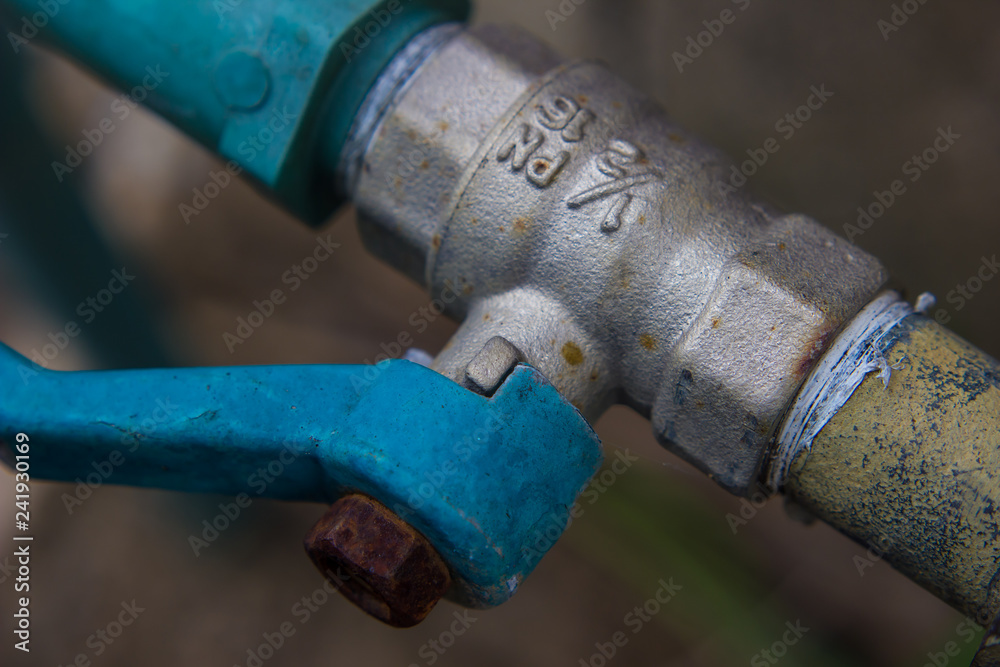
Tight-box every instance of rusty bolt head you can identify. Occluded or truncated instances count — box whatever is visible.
[303,494,451,628]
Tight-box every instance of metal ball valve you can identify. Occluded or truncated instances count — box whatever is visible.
[0,0,996,653]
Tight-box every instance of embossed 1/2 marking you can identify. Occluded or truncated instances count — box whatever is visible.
[568,139,662,233]
[496,93,594,189]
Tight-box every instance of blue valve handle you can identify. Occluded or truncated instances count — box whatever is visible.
[0,0,470,222]
[0,343,602,607]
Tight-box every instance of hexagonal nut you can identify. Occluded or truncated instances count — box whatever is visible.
[303,494,451,628]
[652,214,887,495]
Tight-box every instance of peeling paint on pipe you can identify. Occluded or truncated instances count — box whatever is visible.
[784,314,1000,622]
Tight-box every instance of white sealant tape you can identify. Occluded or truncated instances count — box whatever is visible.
[767,291,916,491]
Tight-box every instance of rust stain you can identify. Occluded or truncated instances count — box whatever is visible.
[420,160,430,170]
[462,284,474,296]
[796,328,834,377]
[303,494,450,628]
[483,313,491,322]
[577,94,589,104]
[561,342,584,366]
[431,234,442,250]
[640,334,657,350]
[513,217,529,234]
[437,120,450,133]
[787,318,1000,621]
[711,318,721,329]
[668,133,685,143]
[590,370,599,382]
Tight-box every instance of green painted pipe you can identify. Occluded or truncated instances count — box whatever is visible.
[0,0,469,223]
[785,314,1000,624]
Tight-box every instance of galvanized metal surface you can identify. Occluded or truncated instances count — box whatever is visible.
[347,24,563,282]
[785,314,1000,622]
[0,343,603,608]
[347,25,888,495]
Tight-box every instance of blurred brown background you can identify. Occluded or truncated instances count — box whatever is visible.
[1,1,998,665]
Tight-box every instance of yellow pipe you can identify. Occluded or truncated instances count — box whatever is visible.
[784,313,999,623]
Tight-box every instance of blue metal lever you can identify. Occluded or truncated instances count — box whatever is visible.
[0,0,470,223]
[0,343,602,608]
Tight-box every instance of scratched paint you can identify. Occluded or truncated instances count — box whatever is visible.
[786,314,1000,622]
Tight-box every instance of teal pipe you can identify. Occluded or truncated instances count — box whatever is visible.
[0,0,469,222]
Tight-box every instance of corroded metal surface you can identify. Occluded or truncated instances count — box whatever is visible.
[304,494,451,627]
[346,25,887,494]
[785,314,1000,621]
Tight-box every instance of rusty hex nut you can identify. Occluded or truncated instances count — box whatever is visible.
[303,494,451,628]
